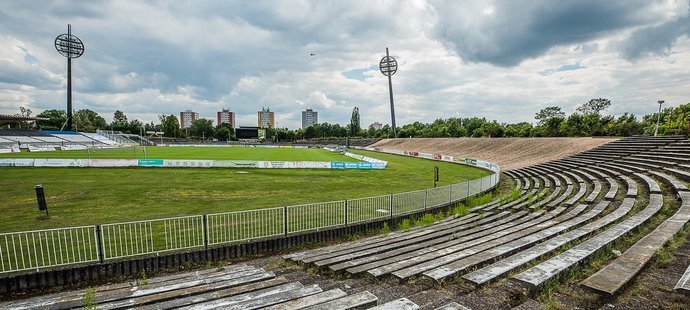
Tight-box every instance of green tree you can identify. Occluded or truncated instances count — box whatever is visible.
[535,106,566,125]
[577,98,611,115]
[463,117,487,137]
[161,115,181,138]
[607,113,643,136]
[214,126,232,141]
[189,118,214,139]
[481,121,505,137]
[128,119,144,135]
[350,107,361,136]
[214,123,235,141]
[73,109,107,132]
[36,109,67,130]
[111,110,128,131]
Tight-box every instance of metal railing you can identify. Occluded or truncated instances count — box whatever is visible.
[1,159,500,274]
[392,189,427,216]
[287,201,347,233]
[347,195,392,224]
[100,215,204,260]
[0,226,98,273]
[207,207,284,245]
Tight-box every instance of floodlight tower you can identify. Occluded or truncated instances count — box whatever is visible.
[54,24,85,132]
[380,47,398,138]
[654,100,664,136]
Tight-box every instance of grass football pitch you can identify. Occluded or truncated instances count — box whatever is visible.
[0,147,490,233]
[0,146,350,161]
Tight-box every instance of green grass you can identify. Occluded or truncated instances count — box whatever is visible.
[0,149,489,232]
[0,146,352,161]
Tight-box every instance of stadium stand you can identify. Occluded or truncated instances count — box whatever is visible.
[285,134,690,306]
[3,134,689,308]
[0,263,400,310]
[81,132,119,146]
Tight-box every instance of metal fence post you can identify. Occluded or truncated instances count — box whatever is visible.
[467,181,470,197]
[95,225,104,264]
[283,207,288,236]
[390,194,394,218]
[344,200,349,226]
[449,185,453,203]
[203,215,209,250]
[424,190,428,210]
[480,177,484,192]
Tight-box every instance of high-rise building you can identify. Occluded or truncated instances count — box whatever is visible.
[257,107,274,129]
[180,110,198,129]
[301,108,318,129]
[370,122,383,130]
[217,109,236,128]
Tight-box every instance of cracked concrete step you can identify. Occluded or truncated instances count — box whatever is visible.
[368,297,419,310]
[262,288,348,310]
[300,291,378,310]
[0,264,267,310]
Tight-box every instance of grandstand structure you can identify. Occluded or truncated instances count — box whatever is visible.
[0,129,123,153]
[2,135,690,309]
[284,135,690,308]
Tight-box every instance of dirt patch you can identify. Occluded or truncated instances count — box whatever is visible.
[371,137,619,171]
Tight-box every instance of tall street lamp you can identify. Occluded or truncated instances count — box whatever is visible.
[654,100,664,136]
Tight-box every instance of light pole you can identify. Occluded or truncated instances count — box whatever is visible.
[380,47,398,138]
[54,25,85,132]
[654,100,664,136]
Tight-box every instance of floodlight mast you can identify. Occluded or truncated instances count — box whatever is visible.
[54,24,85,132]
[380,47,398,138]
[654,100,664,136]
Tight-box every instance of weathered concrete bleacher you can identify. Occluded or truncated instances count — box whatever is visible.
[0,263,393,310]
[513,192,663,290]
[581,189,690,295]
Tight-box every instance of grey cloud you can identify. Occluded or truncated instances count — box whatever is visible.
[619,9,690,60]
[430,0,670,67]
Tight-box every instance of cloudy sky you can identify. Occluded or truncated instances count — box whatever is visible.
[1,0,689,129]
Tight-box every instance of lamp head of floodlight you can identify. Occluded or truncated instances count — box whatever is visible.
[54,27,84,59]
[379,55,398,77]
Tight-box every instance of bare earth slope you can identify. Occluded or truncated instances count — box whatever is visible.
[371,137,619,171]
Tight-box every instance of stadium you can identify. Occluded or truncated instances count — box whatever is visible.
[2,2,690,310]
[2,128,690,309]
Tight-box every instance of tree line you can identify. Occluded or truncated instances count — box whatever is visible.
[2,98,689,140]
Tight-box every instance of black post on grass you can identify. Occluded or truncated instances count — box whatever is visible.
[434,166,439,188]
[35,184,48,216]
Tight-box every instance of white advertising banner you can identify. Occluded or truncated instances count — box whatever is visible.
[164,160,214,168]
[212,160,260,168]
[12,159,35,167]
[34,159,87,167]
[88,159,138,167]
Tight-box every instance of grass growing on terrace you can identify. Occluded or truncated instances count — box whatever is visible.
[0,149,490,232]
